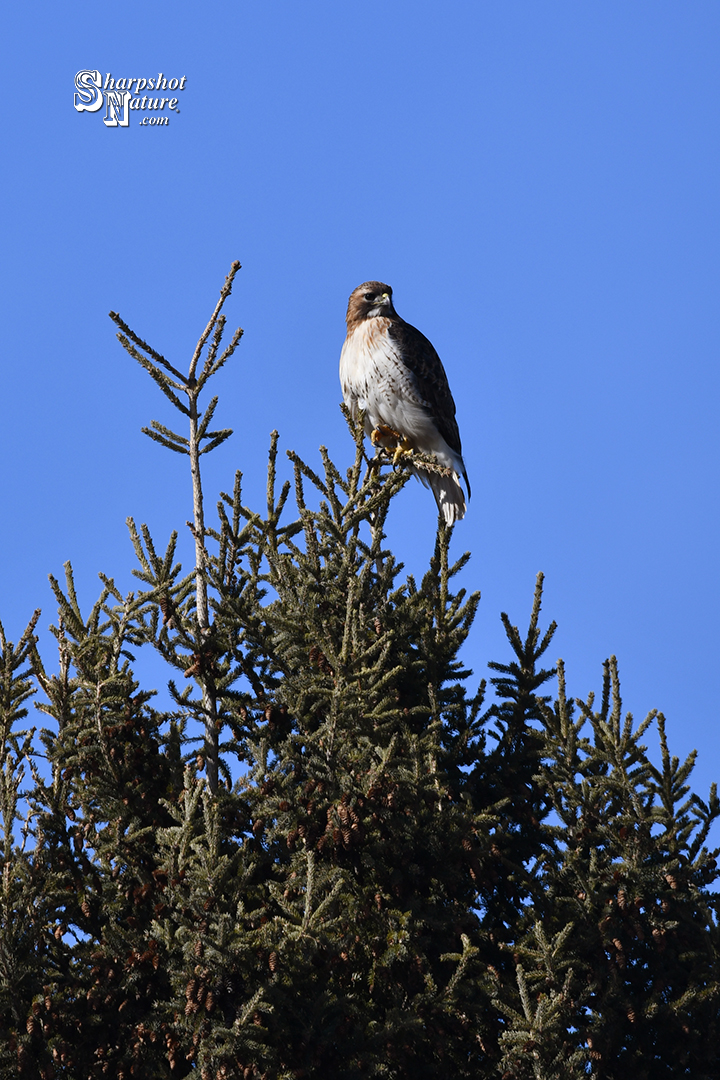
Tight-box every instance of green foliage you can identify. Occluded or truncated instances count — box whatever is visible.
[1,266,718,1079]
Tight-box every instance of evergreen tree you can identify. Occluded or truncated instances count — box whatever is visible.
[494,660,720,1079]
[0,264,718,1078]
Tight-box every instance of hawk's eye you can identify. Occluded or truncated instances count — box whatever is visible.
[364,292,375,302]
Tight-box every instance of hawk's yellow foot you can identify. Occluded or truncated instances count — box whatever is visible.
[392,437,414,465]
[371,424,403,447]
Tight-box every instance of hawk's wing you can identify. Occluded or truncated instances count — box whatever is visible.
[387,319,463,457]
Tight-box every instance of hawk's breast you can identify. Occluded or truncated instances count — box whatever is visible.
[340,317,424,431]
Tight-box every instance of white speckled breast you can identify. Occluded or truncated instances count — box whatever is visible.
[339,317,460,472]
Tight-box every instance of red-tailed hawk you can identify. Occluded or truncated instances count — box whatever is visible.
[339,281,470,525]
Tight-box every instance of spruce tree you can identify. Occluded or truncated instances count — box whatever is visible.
[494,660,720,1079]
[0,264,718,1079]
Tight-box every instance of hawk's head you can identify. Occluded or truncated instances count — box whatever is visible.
[346,281,396,328]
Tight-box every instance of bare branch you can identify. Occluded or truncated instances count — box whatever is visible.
[188,261,242,382]
[109,311,186,382]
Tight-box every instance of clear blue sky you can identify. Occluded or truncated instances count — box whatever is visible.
[2,3,719,802]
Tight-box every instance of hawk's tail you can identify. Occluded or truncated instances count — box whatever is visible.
[414,466,467,526]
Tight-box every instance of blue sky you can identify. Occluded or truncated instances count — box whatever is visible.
[2,3,719,802]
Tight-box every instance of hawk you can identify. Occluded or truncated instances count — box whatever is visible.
[339,281,470,525]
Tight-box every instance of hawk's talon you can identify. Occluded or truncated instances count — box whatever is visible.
[392,437,414,465]
[371,424,403,447]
